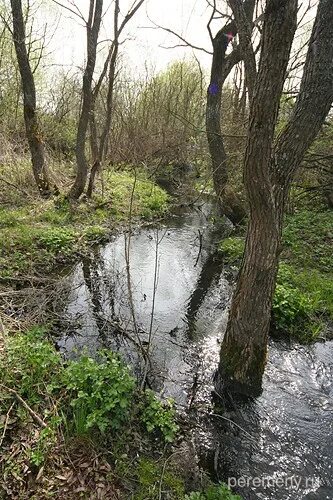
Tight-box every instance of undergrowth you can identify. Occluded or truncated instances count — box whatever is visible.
[0,326,238,498]
[0,327,183,497]
[185,484,242,500]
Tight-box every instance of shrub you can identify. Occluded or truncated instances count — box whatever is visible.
[218,237,244,263]
[273,284,313,331]
[63,352,135,435]
[1,327,62,403]
[140,390,179,442]
[36,227,76,253]
[83,225,108,242]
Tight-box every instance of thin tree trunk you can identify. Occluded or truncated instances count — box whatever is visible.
[87,5,118,198]
[206,0,255,224]
[68,0,103,200]
[10,0,53,196]
[87,0,145,198]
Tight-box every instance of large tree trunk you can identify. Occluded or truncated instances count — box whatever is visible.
[216,0,298,396]
[10,0,53,196]
[206,23,237,214]
[217,0,333,396]
[68,0,103,200]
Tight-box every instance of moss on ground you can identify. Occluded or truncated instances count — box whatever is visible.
[218,209,333,342]
[0,172,169,279]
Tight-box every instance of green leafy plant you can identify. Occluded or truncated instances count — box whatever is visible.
[140,390,179,442]
[1,327,62,403]
[37,227,76,253]
[185,484,242,500]
[83,225,107,242]
[272,283,319,341]
[63,352,135,435]
[219,237,244,263]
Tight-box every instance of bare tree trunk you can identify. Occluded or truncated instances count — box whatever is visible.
[217,0,333,396]
[217,0,298,396]
[206,0,255,224]
[87,0,119,198]
[10,0,54,196]
[228,0,257,102]
[206,22,237,216]
[87,0,145,198]
[68,0,103,200]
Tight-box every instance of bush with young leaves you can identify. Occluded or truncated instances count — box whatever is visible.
[63,352,135,435]
[140,390,179,442]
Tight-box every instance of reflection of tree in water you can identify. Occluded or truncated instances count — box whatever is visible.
[81,251,144,364]
[185,250,224,339]
[82,252,123,350]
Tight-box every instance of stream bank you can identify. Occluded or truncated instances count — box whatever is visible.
[56,201,333,499]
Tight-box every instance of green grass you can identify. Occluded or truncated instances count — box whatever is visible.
[0,172,169,278]
[218,209,333,342]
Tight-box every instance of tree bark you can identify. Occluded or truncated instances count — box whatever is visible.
[10,0,53,196]
[216,0,298,396]
[206,0,255,224]
[87,0,145,198]
[217,0,333,396]
[228,0,257,102]
[68,0,103,200]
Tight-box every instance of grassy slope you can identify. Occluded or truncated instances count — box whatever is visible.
[0,171,169,279]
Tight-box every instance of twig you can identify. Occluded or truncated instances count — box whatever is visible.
[141,227,162,390]
[158,450,183,500]
[194,229,203,267]
[0,315,7,345]
[210,413,256,441]
[124,169,146,362]
[0,402,14,448]
[0,385,47,428]
[0,174,32,197]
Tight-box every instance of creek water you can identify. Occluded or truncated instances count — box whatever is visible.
[57,203,333,500]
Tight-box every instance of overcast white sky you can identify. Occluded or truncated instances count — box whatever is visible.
[37,0,316,82]
[43,0,226,75]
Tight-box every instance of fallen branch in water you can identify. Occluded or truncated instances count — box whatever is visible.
[0,384,47,428]
[210,413,256,441]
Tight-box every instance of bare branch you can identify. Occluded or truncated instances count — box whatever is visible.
[141,23,212,55]
[50,0,86,25]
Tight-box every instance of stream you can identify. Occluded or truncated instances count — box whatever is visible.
[57,203,333,500]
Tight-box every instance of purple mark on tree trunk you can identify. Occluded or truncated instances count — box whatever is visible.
[209,82,219,95]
